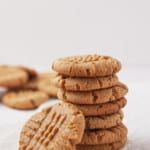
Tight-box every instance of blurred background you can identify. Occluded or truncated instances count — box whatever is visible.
[0,0,150,69]
[0,0,150,149]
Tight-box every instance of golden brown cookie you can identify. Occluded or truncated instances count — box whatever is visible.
[2,90,49,110]
[52,54,121,77]
[19,102,85,150]
[59,75,118,91]
[85,111,123,129]
[0,65,28,88]
[80,123,127,145]
[58,82,128,104]
[76,137,127,150]
[75,97,127,116]
[0,65,38,88]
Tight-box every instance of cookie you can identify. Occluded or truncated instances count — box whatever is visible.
[80,123,127,145]
[75,97,127,116]
[0,65,38,88]
[0,65,28,88]
[85,111,123,129]
[59,75,118,91]
[58,82,128,104]
[19,102,85,150]
[52,54,121,77]
[2,90,49,110]
[76,137,127,150]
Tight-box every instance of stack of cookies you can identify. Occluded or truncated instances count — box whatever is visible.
[52,54,128,150]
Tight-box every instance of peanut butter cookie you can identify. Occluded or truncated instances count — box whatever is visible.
[19,102,85,150]
[52,54,121,77]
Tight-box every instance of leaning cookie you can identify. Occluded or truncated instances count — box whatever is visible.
[58,82,128,104]
[19,102,85,150]
[59,75,118,91]
[52,54,121,77]
[2,90,49,110]
[75,97,127,116]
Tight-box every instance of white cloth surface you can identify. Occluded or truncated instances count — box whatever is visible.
[0,67,150,150]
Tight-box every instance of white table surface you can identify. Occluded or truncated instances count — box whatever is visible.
[0,66,150,150]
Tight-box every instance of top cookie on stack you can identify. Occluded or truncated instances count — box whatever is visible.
[52,54,121,77]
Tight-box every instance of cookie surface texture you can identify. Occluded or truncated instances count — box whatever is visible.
[80,123,127,145]
[52,54,121,77]
[19,102,85,150]
[58,82,128,104]
[85,111,123,129]
[59,75,118,91]
[76,137,127,150]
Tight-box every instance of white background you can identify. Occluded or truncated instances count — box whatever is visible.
[0,0,150,67]
[0,0,150,150]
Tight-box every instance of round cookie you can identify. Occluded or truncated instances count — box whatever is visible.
[19,102,85,150]
[0,65,38,88]
[80,123,127,145]
[58,82,128,104]
[85,111,123,129]
[2,90,49,110]
[0,65,28,88]
[76,137,127,150]
[59,75,118,91]
[52,54,121,77]
[75,97,127,116]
